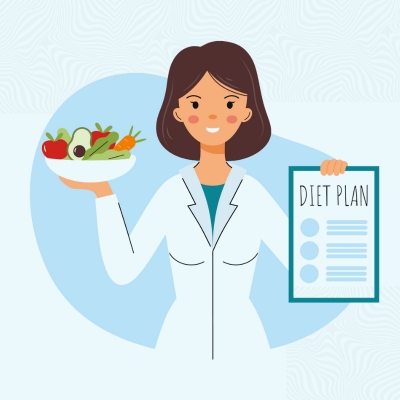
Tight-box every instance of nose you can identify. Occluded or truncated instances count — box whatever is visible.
[209,114,217,119]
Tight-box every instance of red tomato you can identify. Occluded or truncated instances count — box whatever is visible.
[42,139,68,159]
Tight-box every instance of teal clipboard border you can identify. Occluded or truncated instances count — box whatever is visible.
[288,166,379,303]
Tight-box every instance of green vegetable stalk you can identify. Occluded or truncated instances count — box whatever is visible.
[57,128,71,144]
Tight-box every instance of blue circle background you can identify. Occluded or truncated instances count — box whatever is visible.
[301,218,319,237]
[300,264,319,283]
[30,73,348,349]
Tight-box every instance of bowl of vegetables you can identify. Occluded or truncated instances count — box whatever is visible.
[43,123,145,182]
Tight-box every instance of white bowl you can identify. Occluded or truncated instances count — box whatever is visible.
[45,156,136,182]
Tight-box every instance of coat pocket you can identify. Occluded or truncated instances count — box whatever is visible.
[222,252,258,266]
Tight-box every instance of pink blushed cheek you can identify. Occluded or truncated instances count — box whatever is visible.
[227,115,237,124]
[188,115,199,124]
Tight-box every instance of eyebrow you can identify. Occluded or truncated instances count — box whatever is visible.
[224,95,240,99]
[186,95,201,99]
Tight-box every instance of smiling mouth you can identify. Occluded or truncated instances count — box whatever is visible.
[206,127,220,133]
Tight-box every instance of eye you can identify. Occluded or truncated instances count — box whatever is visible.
[191,101,199,109]
[227,101,234,109]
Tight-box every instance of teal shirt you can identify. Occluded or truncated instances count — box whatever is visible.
[201,184,225,234]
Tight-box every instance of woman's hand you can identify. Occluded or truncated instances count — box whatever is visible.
[59,176,113,198]
[320,159,348,176]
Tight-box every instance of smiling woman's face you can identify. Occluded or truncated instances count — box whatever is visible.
[173,72,253,147]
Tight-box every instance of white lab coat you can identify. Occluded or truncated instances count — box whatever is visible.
[95,163,288,363]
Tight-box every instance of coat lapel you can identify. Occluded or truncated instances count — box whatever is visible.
[180,164,213,247]
[179,163,247,250]
[212,164,246,249]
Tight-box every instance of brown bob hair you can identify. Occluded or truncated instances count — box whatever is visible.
[156,41,271,161]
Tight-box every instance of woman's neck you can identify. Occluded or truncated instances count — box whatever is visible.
[194,143,231,185]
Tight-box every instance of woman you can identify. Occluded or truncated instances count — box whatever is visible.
[60,41,346,392]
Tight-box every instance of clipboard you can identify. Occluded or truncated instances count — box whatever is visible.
[288,166,379,303]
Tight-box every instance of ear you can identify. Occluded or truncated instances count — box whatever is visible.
[242,108,252,122]
[173,108,183,122]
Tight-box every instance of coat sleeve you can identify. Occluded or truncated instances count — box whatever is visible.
[95,180,170,285]
[250,177,289,270]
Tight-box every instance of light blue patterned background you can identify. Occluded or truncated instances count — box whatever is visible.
[1,0,400,112]
[1,1,399,399]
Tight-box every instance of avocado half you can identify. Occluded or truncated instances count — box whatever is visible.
[67,127,92,160]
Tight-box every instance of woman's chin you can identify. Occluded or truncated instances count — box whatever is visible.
[192,134,235,148]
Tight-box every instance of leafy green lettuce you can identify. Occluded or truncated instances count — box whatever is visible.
[83,131,119,160]
[88,150,131,160]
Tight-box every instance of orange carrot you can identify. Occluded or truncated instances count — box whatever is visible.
[114,126,146,151]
